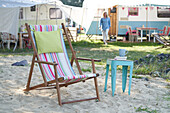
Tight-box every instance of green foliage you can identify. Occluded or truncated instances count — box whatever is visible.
[135,106,158,113]
[81,68,91,72]
[134,58,170,79]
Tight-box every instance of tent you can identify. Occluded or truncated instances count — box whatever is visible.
[0,0,97,40]
[0,0,170,41]
[0,0,55,39]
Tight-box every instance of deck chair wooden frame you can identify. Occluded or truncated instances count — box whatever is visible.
[24,23,101,106]
[153,34,170,48]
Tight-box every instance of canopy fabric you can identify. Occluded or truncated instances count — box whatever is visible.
[0,0,170,39]
[0,0,57,39]
[0,7,19,37]
[0,0,56,7]
[60,4,97,34]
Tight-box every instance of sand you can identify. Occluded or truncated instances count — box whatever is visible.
[0,55,169,113]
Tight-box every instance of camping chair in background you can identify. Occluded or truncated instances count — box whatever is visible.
[158,26,167,36]
[152,34,169,48]
[22,33,32,49]
[153,26,170,38]
[127,26,138,42]
[164,27,170,37]
[152,27,170,48]
[0,32,17,51]
[24,23,101,106]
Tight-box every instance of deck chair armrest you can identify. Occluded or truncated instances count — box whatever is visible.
[77,57,101,62]
[35,61,58,65]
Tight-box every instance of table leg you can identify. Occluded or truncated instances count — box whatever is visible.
[149,30,150,42]
[111,64,117,96]
[153,30,156,43]
[128,63,133,95]
[19,33,23,49]
[122,66,128,92]
[104,64,110,92]
[141,30,143,42]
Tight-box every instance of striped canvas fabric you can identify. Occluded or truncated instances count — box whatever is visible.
[30,25,96,83]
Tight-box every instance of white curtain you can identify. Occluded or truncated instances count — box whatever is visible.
[0,7,20,39]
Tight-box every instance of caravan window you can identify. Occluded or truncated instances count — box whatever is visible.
[31,5,36,11]
[94,9,105,18]
[128,7,138,16]
[157,8,170,18]
[49,8,62,19]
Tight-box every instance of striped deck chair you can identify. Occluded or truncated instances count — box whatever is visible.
[24,23,101,106]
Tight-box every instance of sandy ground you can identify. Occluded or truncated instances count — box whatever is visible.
[0,55,169,113]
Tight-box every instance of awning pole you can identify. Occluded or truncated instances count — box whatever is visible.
[36,5,38,25]
[55,1,57,25]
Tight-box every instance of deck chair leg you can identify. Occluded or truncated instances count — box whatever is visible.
[91,59,100,101]
[54,63,62,106]
[56,81,62,106]
[25,54,36,91]
[94,77,100,101]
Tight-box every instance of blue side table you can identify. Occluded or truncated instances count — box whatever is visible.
[104,59,133,96]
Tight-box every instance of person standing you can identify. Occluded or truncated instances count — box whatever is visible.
[99,12,111,45]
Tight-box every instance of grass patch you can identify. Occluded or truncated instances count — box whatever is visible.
[0,48,33,56]
[165,84,170,89]
[166,79,170,82]
[0,39,169,79]
[134,59,170,79]
[135,106,158,113]
[128,75,143,79]
[163,96,170,101]
[81,68,91,72]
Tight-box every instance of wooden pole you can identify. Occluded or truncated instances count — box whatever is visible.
[25,53,36,91]
[92,59,100,101]
[54,62,62,106]
[61,23,83,75]
[25,23,47,86]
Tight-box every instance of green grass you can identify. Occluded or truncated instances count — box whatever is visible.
[81,68,92,72]
[163,96,170,101]
[0,48,33,56]
[0,39,169,79]
[128,75,143,79]
[165,84,170,89]
[66,40,169,79]
[135,106,158,113]
[66,40,168,62]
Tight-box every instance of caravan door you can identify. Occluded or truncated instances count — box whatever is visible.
[39,4,48,24]
[108,5,118,40]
